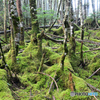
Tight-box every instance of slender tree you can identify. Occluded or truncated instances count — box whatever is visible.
[16,0,24,45]
[60,0,69,71]
[3,0,7,42]
[29,0,39,44]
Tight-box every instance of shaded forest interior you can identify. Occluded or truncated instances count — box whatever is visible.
[0,0,100,100]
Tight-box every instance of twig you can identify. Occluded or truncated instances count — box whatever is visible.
[88,68,100,79]
[36,72,59,92]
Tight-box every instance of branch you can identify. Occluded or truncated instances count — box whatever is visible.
[0,38,7,44]
[86,82,100,93]
[36,72,59,92]
[88,68,100,79]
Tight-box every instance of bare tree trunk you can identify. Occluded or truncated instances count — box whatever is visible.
[3,0,7,42]
[16,0,24,45]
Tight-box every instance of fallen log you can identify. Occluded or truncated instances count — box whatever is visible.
[0,30,11,34]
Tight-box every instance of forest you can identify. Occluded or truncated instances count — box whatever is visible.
[0,0,100,100]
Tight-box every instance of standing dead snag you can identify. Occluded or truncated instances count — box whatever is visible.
[68,72,75,91]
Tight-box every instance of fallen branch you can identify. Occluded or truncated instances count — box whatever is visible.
[86,82,100,93]
[88,68,100,79]
[49,73,56,94]
[36,72,59,92]
[44,33,63,43]
[76,48,100,54]
[46,33,64,39]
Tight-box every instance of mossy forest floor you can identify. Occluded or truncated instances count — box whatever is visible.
[0,27,100,100]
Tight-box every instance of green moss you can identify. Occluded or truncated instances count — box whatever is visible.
[88,54,100,72]
[0,69,14,100]
[0,69,7,81]
[52,26,63,35]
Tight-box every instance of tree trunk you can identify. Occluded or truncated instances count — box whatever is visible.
[3,0,7,42]
[16,0,24,45]
[60,0,69,71]
[8,0,19,64]
[29,0,39,44]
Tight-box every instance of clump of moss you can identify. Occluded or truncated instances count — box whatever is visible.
[51,26,63,35]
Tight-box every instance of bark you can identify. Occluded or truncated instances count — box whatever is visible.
[16,0,24,45]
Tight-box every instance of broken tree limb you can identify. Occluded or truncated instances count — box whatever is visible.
[86,82,100,93]
[44,33,63,43]
[76,48,100,54]
[88,68,100,79]
[36,72,59,92]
